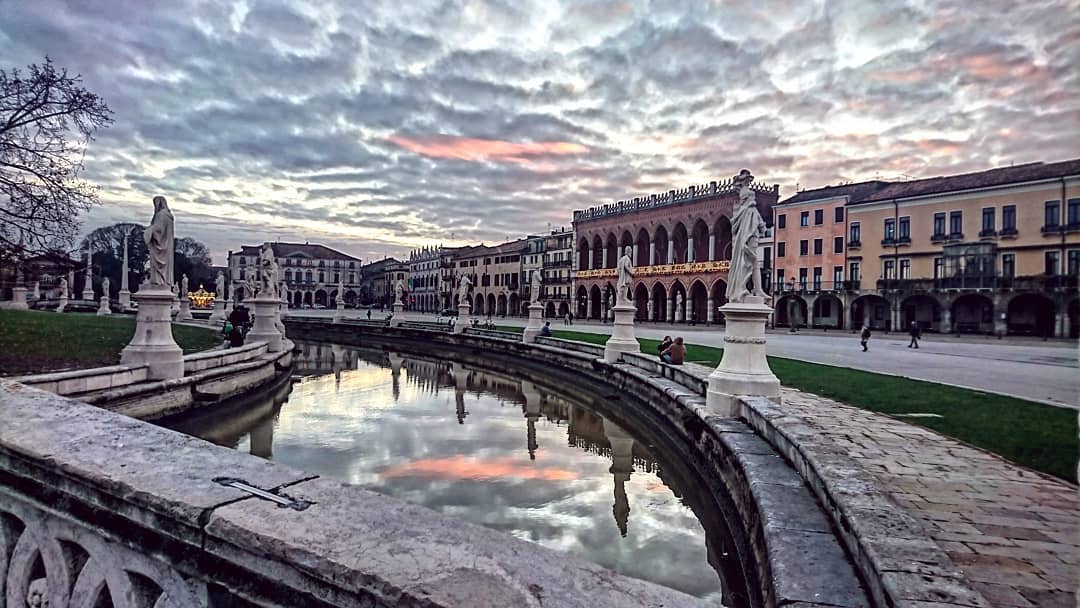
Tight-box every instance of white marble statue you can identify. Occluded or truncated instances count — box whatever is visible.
[181,274,189,295]
[395,278,404,304]
[616,245,634,305]
[530,269,542,304]
[101,277,110,296]
[259,243,277,299]
[458,274,472,302]
[676,292,683,311]
[144,196,175,287]
[244,271,257,298]
[59,277,68,295]
[67,270,74,296]
[215,271,225,298]
[726,169,767,303]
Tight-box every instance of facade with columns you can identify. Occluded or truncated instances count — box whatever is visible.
[408,247,444,313]
[448,239,528,317]
[227,242,362,308]
[772,158,1079,337]
[541,227,574,319]
[572,176,779,324]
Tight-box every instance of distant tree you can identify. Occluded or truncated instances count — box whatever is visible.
[80,223,146,297]
[0,58,112,264]
[174,236,213,289]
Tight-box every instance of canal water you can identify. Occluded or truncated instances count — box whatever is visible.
[165,342,748,604]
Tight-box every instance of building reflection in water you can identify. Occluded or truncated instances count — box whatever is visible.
[166,340,744,603]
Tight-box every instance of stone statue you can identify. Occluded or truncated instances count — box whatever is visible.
[60,277,68,295]
[215,271,225,298]
[530,269,542,303]
[245,271,257,298]
[676,292,683,310]
[181,274,189,295]
[259,243,277,299]
[101,277,110,296]
[27,577,47,608]
[616,246,634,305]
[395,278,404,303]
[458,274,472,302]
[144,196,175,287]
[726,169,767,303]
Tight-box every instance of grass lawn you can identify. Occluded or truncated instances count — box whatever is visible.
[0,309,221,376]
[500,326,1077,483]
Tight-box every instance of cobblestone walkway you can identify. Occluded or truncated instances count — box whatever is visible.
[781,389,1078,608]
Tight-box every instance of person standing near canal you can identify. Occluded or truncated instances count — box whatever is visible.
[860,325,871,352]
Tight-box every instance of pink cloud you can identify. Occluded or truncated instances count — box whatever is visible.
[380,455,579,482]
[387,134,588,164]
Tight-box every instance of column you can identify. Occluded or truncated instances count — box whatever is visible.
[649,242,656,265]
[646,299,653,321]
[707,296,714,323]
[668,292,676,321]
[632,243,639,266]
[667,239,674,264]
[708,232,716,261]
[687,237,695,263]
[602,248,608,269]
[586,291,592,319]
[940,304,952,334]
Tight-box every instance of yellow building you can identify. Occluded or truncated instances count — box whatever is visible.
[845,159,1079,337]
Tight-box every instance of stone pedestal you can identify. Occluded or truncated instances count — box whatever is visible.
[247,295,283,352]
[391,301,405,327]
[454,302,471,334]
[118,289,131,310]
[333,299,345,323]
[82,285,94,302]
[56,295,68,313]
[209,298,226,324]
[121,287,184,380]
[96,295,111,316]
[604,302,640,363]
[177,298,192,321]
[705,296,781,417]
[31,282,40,300]
[522,301,544,343]
[8,287,29,310]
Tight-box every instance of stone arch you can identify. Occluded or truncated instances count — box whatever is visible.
[689,279,708,324]
[474,293,485,315]
[605,233,619,269]
[578,237,591,270]
[1006,293,1054,336]
[710,279,728,324]
[314,289,328,306]
[670,279,688,322]
[653,225,669,266]
[713,216,732,260]
[812,293,844,329]
[651,282,668,322]
[576,285,588,318]
[591,234,604,270]
[292,291,303,307]
[589,284,602,320]
[633,283,649,320]
[851,294,888,330]
[545,301,556,317]
[776,294,808,328]
[672,222,689,264]
[691,219,710,262]
[509,293,521,316]
[497,294,508,316]
[635,228,651,266]
[951,293,993,334]
[303,291,313,306]
[901,295,940,332]
[558,301,570,317]
[619,229,634,252]
[486,293,496,316]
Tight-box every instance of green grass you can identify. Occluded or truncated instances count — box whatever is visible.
[0,309,220,376]
[499,325,1078,483]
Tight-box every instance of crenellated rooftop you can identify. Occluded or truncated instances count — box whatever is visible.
[573,176,779,223]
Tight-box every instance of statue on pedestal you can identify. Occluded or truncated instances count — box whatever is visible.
[144,196,175,288]
[215,271,225,299]
[101,277,110,297]
[616,246,634,305]
[458,275,472,303]
[395,278,405,304]
[59,277,68,296]
[259,243,278,299]
[181,274,189,296]
[530,269,542,304]
[726,169,767,303]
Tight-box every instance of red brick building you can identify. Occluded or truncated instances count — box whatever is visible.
[572,176,779,323]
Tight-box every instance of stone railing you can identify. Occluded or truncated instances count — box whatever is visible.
[576,260,730,280]
[0,380,710,608]
[573,179,778,223]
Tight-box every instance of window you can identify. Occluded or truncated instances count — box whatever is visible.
[813,238,823,255]
[777,242,786,257]
[776,269,785,288]
[949,211,963,236]
[799,240,809,256]
[1002,205,1016,233]
[777,214,786,229]
[933,212,946,238]
[849,222,861,245]
[1045,251,1059,275]
[982,207,996,233]
[1068,250,1080,276]
[814,209,824,225]
[800,211,810,226]
[1044,201,1060,228]
[834,207,844,223]
[833,265,843,285]
[834,236,843,253]
[1002,253,1015,278]
[884,259,895,279]
[884,218,896,242]
[1068,199,1080,227]
[798,267,808,289]
[898,216,910,241]
[812,267,822,289]
[933,257,944,278]
[763,246,771,264]
[849,261,860,282]
[899,259,911,279]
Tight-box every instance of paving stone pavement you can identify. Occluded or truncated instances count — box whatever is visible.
[779,389,1078,608]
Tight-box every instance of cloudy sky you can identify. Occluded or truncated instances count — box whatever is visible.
[2,0,1077,264]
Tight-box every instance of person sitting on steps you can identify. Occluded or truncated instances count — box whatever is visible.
[660,336,686,365]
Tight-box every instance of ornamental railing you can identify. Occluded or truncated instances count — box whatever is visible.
[576,260,731,279]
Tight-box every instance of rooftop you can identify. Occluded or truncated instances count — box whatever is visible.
[234,242,361,262]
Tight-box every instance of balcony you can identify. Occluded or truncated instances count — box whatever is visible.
[1000,227,1018,238]
[576,260,731,280]
[880,238,895,247]
[978,229,998,238]
[546,259,573,268]
[847,239,861,249]
[947,232,964,241]
[1041,224,1061,234]
[897,235,911,245]
[877,275,1078,292]
[773,280,860,294]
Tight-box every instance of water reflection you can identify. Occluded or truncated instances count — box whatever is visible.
[166,341,748,604]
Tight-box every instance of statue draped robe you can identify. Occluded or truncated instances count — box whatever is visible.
[144,197,174,288]
[726,186,765,303]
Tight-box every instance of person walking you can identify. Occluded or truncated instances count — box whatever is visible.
[564,311,570,326]
[568,311,574,325]
[908,321,921,348]
[860,325,871,352]
[660,336,686,365]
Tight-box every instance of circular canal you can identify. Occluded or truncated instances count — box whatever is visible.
[164,340,754,606]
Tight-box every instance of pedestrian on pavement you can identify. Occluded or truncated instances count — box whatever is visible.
[908,321,921,348]
[564,311,570,326]
[367,308,372,320]
[860,325,871,352]
[660,336,686,365]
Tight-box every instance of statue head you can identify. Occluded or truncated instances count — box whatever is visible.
[27,578,47,607]
[623,246,632,257]
[152,196,169,211]
[733,169,754,187]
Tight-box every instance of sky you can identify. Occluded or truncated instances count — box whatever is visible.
[2,0,1077,265]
